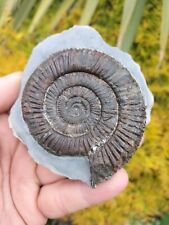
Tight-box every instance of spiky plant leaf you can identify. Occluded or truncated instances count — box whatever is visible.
[0,0,18,27]
[79,0,99,25]
[28,0,54,34]
[49,0,75,32]
[13,0,37,30]
[117,0,147,51]
[0,0,5,16]
[159,0,169,65]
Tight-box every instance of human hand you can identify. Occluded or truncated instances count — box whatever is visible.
[0,73,128,225]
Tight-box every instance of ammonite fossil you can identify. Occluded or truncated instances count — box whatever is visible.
[9,26,153,187]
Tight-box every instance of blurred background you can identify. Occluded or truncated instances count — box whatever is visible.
[0,0,169,224]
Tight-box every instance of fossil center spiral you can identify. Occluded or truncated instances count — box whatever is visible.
[43,72,118,138]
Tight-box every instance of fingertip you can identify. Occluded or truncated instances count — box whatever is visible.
[113,168,129,192]
[37,169,129,219]
[12,72,22,80]
[0,72,22,113]
[1,71,22,79]
[81,168,128,205]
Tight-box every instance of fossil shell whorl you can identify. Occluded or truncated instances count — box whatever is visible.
[21,48,146,186]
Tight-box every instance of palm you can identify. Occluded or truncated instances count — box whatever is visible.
[0,73,128,225]
[0,114,46,224]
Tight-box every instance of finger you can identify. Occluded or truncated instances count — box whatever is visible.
[36,165,65,185]
[0,114,18,156]
[0,72,21,113]
[10,142,47,225]
[38,168,128,219]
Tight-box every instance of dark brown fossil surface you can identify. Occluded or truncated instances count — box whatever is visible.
[21,49,146,186]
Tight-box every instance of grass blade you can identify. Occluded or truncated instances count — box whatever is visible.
[28,0,54,34]
[0,0,5,16]
[13,0,37,30]
[0,0,18,27]
[118,0,137,44]
[79,0,99,25]
[159,0,169,65]
[49,0,75,32]
[117,0,147,52]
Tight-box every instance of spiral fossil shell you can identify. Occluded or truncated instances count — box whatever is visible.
[9,26,153,187]
[21,48,146,186]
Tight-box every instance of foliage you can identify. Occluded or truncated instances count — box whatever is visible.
[0,0,168,63]
[117,0,147,52]
[79,0,99,25]
[0,0,169,225]
[117,0,169,65]
[159,0,169,65]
